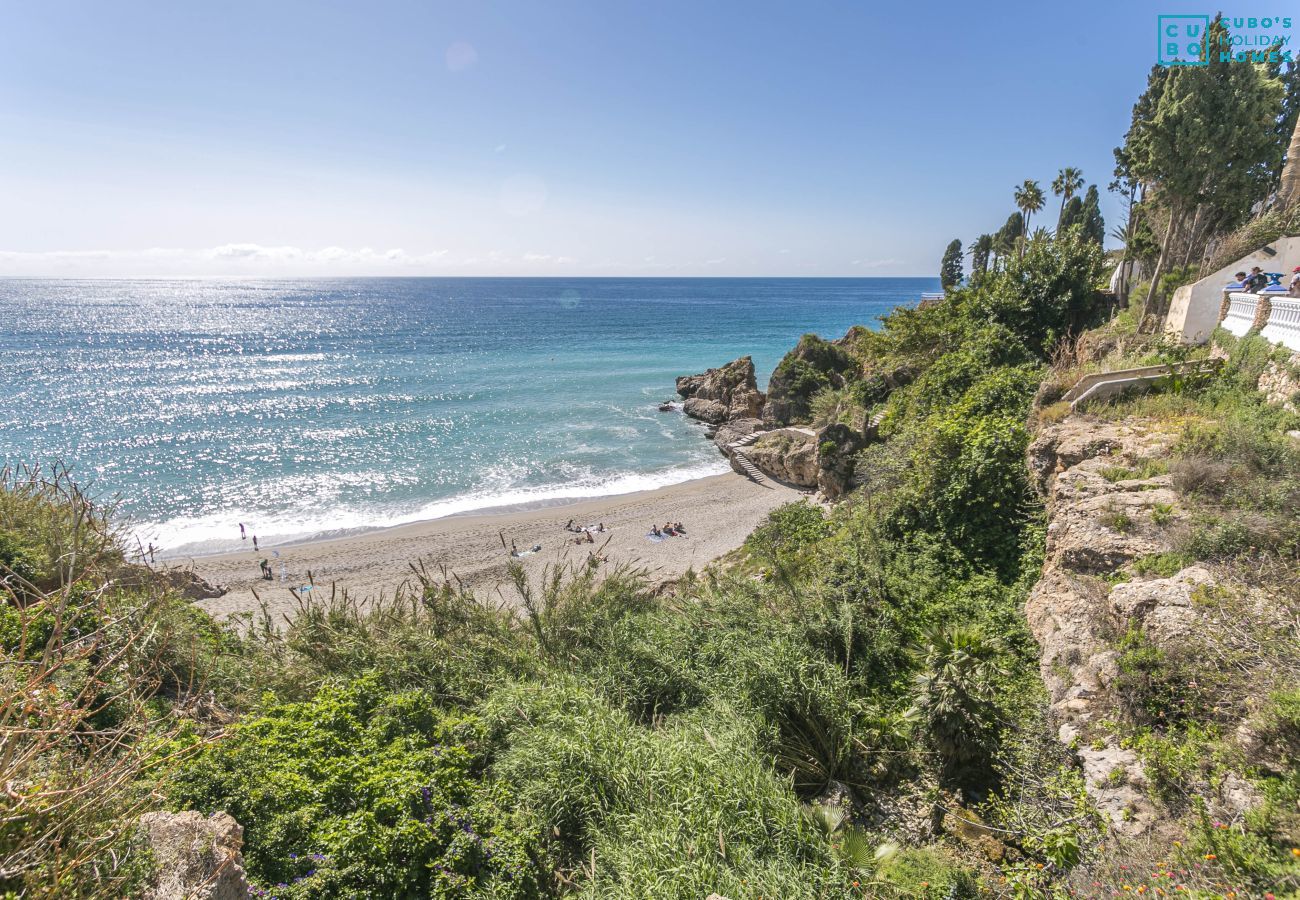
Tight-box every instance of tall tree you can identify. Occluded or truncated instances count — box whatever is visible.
[1051,167,1085,228]
[968,233,993,278]
[939,239,963,290]
[1266,45,1300,191]
[1012,180,1045,257]
[1057,196,1084,232]
[1119,15,1284,322]
[993,213,1023,266]
[1080,185,1105,247]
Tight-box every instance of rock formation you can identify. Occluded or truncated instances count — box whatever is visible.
[744,429,818,487]
[139,810,249,900]
[762,335,859,427]
[1025,415,1275,835]
[112,564,227,601]
[675,356,765,425]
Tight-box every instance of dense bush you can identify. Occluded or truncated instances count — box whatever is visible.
[174,678,540,898]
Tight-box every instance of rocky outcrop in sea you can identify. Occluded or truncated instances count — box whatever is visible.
[676,352,871,497]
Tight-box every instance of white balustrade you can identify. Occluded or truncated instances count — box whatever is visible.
[1261,296,1300,351]
[1221,292,1259,337]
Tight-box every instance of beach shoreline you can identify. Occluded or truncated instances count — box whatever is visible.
[188,471,808,623]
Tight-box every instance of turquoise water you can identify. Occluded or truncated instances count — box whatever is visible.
[0,277,932,555]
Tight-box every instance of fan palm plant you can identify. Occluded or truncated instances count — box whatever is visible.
[906,625,1008,784]
[1051,167,1085,227]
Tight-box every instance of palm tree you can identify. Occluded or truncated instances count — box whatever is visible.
[1051,167,1085,227]
[1012,180,1045,257]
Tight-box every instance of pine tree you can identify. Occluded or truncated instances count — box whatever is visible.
[939,239,963,290]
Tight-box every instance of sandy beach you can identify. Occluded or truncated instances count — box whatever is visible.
[187,472,807,622]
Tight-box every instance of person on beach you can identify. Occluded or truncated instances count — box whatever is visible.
[585,530,594,543]
[259,559,272,580]
[598,522,606,532]
[565,519,574,531]
[253,535,259,551]
[650,524,661,537]
[239,523,246,540]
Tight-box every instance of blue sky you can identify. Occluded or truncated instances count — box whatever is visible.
[0,0,1241,276]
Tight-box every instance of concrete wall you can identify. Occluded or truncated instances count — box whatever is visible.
[1164,235,1300,344]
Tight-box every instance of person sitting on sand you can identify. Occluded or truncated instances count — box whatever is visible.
[598,522,606,532]
[650,524,661,537]
[585,530,595,543]
[674,522,685,533]
[565,519,575,531]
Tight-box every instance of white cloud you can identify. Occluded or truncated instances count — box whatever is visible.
[849,257,900,269]
[0,244,458,275]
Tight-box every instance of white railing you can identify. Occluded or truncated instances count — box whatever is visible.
[1261,296,1300,351]
[1221,292,1259,336]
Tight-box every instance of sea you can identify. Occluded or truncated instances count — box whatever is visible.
[0,277,934,557]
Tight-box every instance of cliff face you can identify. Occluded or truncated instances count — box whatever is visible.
[1025,416,1277,835]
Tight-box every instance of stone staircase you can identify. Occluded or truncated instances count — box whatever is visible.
[725,430,767,484]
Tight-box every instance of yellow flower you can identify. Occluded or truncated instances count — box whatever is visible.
[1292,848,1300,858]
[1203,854,1216,860]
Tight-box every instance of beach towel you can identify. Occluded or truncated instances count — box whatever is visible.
[645,533,665,543]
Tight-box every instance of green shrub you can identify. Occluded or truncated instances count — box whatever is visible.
[744,500,831,559]
[172,678,540,898]
[878,846,980,898]
[1115,630,1214,730]
[1130,551,1192,578]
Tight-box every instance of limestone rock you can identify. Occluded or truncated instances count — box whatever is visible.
[111,565,227,601]
[1258,351,1300,413]
[815,422,867,499]
[1107,566,1213,644]
[139,810,249,900]
[676,356,765,424]
[745,429,818,487]
[710,417,765,450]
[1077,744,1158,833]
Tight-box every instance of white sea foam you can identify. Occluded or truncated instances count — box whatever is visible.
[142,458,730,558]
